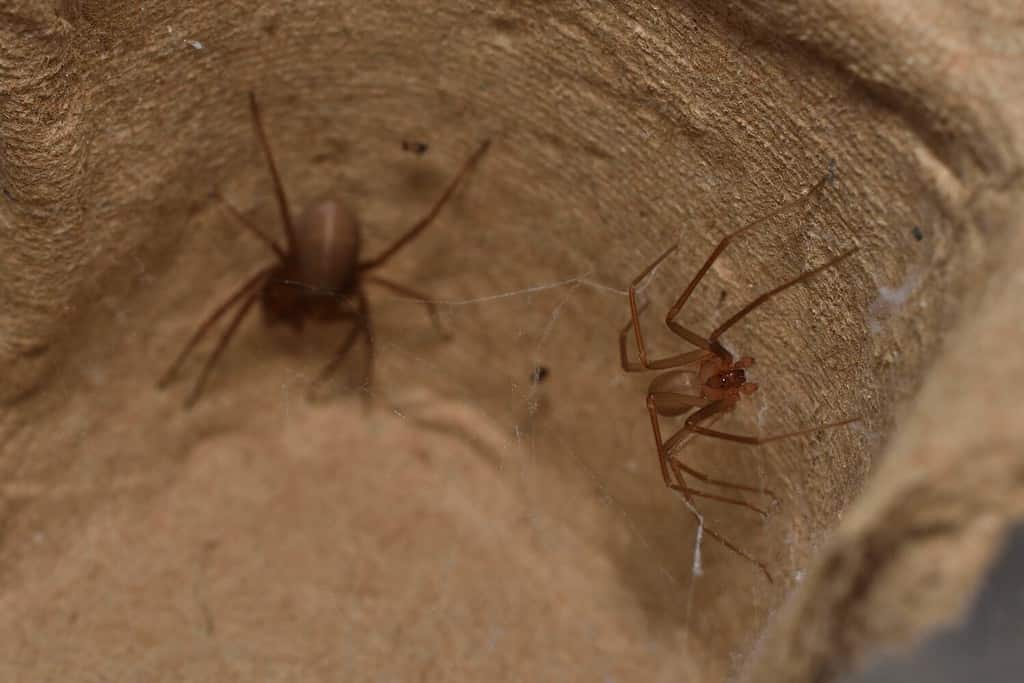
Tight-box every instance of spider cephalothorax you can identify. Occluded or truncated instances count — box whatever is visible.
[700,355,758,401]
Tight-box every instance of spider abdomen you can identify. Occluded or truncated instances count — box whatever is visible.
[292,197,362,292]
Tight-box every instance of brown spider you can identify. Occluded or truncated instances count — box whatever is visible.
[159,92,490,407]
[620,169,860,581]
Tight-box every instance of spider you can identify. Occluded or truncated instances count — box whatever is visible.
[159,92,491,407]
[619,169,860,581]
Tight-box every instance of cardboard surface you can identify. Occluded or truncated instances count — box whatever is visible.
[1,1,1022,681]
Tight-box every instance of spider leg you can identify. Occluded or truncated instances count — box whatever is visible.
[671,458,780,506]
[670,460,774,582]
[667,479,770,517]
[709,248,858,341]
[159,266,272,390]
[683,401,860,445]
[661,400,732,453]
[308,316,364,398]
[211,189,286,262]
[665,169,832,325]
[662,169,834,357]
[309,290,376,403]
[184,275,269,408]
[619,304,711,372]
[648,396,773,580]
[248,92,298,252]
[656,400,778,503]
[626,244,677,366]
[359,140,491,272]
[358,290,374,399]
[646,391,712,488]
[365,275,449,339]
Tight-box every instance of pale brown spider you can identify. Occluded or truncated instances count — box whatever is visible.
[620,169,860,581]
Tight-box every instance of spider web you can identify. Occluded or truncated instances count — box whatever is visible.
[0,173,853,683]
[304,241,804,643]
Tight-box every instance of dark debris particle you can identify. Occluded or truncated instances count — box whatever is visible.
[826,158,838,183]
[530,366,549,384]
[912,225,924,241]
[401,140,429,156]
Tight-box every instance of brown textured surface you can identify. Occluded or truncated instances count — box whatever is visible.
[0,1,1022,681]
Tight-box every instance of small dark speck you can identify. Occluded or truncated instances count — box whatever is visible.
[581,141,613,162]
[402,140,429,156]
[530,366,549,384]
[21,343,49,358]
[718,290,728,306]
[312,136,349,165]
[826,158,838,183]
[490,15,520,33]
[912,226,924,241]
[1,187,13,201]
